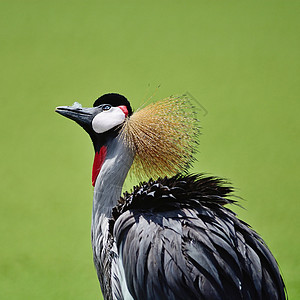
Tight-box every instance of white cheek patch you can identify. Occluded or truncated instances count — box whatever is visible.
[92,107,126,133]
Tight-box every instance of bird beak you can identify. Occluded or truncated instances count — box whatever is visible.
[56,103,96,128]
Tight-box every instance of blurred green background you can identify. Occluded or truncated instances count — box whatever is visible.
[1,0,299,299]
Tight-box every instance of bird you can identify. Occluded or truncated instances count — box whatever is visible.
[56,93,287,300]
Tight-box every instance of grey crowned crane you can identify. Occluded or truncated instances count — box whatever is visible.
[56,93,286,300]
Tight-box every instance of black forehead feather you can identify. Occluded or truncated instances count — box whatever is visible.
[93,93,133,116]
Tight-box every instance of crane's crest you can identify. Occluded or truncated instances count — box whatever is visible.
[120,95,199,181]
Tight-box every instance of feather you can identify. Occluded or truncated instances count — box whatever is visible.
[110,175,287,300]
[120,96,199,180]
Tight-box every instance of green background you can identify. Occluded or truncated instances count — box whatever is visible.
[1,1,299,299]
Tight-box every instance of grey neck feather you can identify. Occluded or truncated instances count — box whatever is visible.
[92,135,134,219]
[91,134,134,280]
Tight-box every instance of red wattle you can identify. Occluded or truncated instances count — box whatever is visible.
[118,105,128,117]
[92,146,107,187]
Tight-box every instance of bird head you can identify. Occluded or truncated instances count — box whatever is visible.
[56,93,199,183]
[56,93,133,152]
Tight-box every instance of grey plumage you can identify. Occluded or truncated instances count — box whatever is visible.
[106,175,286,300]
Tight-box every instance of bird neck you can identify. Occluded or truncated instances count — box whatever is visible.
[91,134,134,242]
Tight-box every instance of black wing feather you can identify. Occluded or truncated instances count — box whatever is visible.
[110,174,286,300]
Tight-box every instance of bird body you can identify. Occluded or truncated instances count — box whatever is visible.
[56,93,286,300]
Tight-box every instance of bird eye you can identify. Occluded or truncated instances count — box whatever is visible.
[102,104,111,111]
